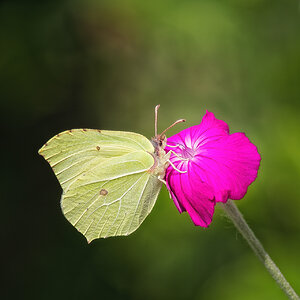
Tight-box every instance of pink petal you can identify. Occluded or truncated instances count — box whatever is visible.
[165,111,261,227]
[166,168,186,213]
[166,111,229,153]
[166,162,216,227]
[193,131,261,202]
[191,111,229,148]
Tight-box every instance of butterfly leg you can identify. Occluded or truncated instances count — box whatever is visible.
[168,150,188,161]
[158,176,167,185]
[167,159,187,174]
[166,143,183,149]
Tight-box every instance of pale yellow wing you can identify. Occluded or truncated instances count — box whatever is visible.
[38,129,154,190]
[39,129,162,242]
[62,151,162,242]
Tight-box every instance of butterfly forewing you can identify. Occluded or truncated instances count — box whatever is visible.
[38,129,155,190]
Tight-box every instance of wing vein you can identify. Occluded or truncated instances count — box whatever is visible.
[116,212,127,236]
[127,174,150,234]
[85,174,146,238]
[74,165,150,188]
[88,173,145,222]
[55,157,91,175]
[64,180,109,216]
[96,207,109,238]
[106,173,148,236]
[50,148,97,167]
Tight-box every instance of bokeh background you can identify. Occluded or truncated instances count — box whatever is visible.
[2,0,300,299]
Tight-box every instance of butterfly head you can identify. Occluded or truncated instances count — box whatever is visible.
[151,133,167,156]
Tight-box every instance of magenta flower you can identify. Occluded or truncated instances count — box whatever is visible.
[165,111,261,227]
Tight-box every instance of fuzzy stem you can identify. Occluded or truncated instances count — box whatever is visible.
[220,200,299,300]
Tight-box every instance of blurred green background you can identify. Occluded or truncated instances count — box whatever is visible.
[2,0,300,299]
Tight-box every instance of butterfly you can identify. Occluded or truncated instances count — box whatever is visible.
[38,105,185,242]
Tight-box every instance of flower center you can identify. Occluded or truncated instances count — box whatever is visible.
[181,146,195,160]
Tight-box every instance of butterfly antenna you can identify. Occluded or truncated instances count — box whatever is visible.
[155,104,160,136]
[160,119,185,136]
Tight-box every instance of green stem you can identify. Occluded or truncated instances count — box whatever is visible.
[220,200,299,300]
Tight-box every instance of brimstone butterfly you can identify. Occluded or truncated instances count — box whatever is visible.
[39,105,185,242]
